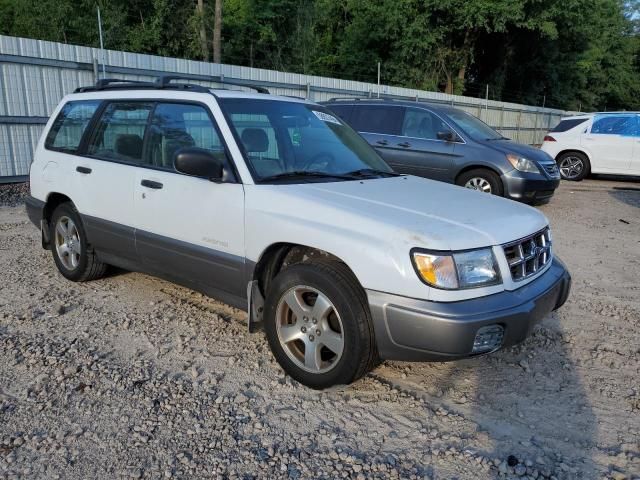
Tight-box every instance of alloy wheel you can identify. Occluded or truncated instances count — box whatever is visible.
[275,285,344,374]
[558,156,584,179]
[54,216,81,270]
[464,177,492,193]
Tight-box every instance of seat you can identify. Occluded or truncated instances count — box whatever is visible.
[418,116,435,140]
[115,134,143,160]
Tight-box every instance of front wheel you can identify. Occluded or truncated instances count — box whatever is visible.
[263,261,377,389]
[456,168,504,196]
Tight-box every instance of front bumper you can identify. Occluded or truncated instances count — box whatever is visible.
[367,257,571,362]
[503,170,560,204]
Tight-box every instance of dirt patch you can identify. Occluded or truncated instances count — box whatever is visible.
[0,179,639,479]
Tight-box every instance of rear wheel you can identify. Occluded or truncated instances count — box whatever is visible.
[50,203,107,282]
[557,152,589,181]
[456,168,504,196]
[263,261,377,389]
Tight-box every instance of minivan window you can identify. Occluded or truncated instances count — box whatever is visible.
[45,100,101,153]
[219,99,393,181]
[326,104,353,123]
[401,108,450,140]
[447,110,502,140]
[145,103,226,169]
[590,114,639,136]
[349,105,403,135]
[550,118,588,132]
[87,102,153,163]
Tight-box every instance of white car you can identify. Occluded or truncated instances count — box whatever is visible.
[25,77,571,388]
[541,112,640,180]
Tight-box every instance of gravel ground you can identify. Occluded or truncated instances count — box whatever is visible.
[0,179,639,480]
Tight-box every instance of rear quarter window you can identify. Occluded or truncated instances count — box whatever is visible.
[45,100,101,153]
[550,118,588,132]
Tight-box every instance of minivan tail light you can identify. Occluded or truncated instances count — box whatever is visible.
[543,135,556,142]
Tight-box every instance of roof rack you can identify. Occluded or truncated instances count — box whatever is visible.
[74,75,270,94]
[157,74,270,94]
[325,96,393,102]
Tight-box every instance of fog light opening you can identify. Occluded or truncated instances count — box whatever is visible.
[472,324,504,354]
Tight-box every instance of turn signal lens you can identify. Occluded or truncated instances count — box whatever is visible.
[543,135,556,142]
[412,253,459,289]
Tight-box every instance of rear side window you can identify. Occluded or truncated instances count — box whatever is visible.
[590,114,639,136]
[45,100,101,153]
[550,118,588,132]
[145,103,226,169]
[349,105,403,135]
[87,102,153,163]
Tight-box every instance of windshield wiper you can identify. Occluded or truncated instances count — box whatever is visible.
[485,136,509,141]
[343,168,403,178]
[258,171,355,183]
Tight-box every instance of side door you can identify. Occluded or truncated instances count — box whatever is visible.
[348,104,405,162]
[133,101,246,303]
[581,114,636,173]
[385,107,458,181]
[74,101,151,264]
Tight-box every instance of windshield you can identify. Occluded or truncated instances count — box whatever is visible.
[218,98,394,182]
[446,110,503,141]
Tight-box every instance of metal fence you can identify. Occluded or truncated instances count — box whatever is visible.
[0,34,569,181]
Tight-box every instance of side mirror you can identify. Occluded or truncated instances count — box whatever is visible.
[174,147,224,181]
[436,130,456,142]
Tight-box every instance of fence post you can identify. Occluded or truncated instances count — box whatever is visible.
[516,109,522,143]
[533,108,539,145]
[92,58,99,84]
[499,105,505,135]
[306,82,311,100]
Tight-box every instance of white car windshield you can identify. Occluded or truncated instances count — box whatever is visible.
[219,98,397,182]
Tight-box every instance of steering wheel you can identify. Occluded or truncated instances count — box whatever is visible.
[299,152,335,171]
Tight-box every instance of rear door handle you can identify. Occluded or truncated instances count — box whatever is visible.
[140,179,163,189]
[76,166,92,174]
[375,140,389,146]
[397,142,411,148]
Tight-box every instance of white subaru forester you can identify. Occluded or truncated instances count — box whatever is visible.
[25,77,571,389]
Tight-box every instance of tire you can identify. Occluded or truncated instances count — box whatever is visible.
[49,202,107,282]
[263,261,377,389]
[556,152,590,181]
[456,168,504,196]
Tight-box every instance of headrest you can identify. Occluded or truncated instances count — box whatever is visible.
[241,128,268,153]
[115,134,143,159]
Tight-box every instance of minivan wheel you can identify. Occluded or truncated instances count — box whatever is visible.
[457,169,503,196]
[50,203,107,282]
[263,261,377,389]
[557,152,589,181]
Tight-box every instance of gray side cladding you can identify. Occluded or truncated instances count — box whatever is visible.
[83,214,249,310]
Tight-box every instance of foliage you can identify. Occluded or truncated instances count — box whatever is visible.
[0,0,638,110]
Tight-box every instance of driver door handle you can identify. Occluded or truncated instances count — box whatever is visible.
[140,179,163,189]
[376,139,389,146]
[397,142,411,148]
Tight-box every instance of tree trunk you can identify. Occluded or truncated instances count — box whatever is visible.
[213,0,222,63]
[196,0,209,61]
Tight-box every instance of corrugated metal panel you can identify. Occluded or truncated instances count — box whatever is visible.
[0,34,569,179]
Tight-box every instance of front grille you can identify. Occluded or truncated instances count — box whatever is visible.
[503,228,552,281]
[542,163,560,178]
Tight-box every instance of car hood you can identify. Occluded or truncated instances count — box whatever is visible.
[482,139,554,164]
[255,175,549,251]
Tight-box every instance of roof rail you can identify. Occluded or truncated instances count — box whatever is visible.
[156,74,269,94]
[325,96,393,102]
[74,75,270,94]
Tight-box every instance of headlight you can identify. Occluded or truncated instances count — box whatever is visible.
[412,248,501,289]
[506,154,540,173]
